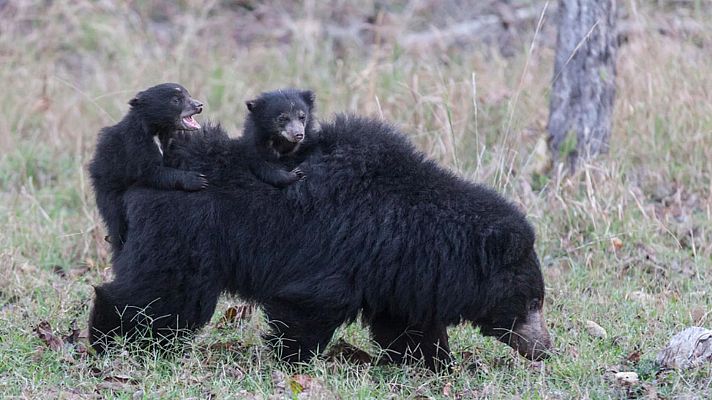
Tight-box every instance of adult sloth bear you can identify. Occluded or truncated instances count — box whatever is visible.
[89,115,552,370]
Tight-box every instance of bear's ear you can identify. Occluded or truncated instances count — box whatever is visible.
[300,90,315,108]
[129,92,143,107]
[245,98,262,112]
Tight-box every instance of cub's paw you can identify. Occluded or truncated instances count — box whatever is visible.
[183,172,209,191]
[291,167,306,181]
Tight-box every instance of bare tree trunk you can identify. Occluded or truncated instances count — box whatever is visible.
[547,0,618,171]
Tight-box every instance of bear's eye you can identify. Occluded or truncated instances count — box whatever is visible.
[277,114,289,123]
[298,111,306,121]
[172,97,181,105]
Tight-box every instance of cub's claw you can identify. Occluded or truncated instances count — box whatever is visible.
[292,167,306,180]
[198,173,209,189]
[183,172,209,191]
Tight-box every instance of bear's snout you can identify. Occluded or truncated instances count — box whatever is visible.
[504,308,552,361]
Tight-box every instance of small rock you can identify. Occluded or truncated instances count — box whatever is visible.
[586,320,608,339]
[614,371,639,386]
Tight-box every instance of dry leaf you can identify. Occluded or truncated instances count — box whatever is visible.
[586,320,608,339]
[442,382,453,397]
[208,339,246,352]
[325,338,373,364]
[625,348,642,364]
[218,304,253,326]
[63,320,81,344]
[287,374,334,398]
[610,237,623,251]
[36,321,63,351]
[104,375,136,384]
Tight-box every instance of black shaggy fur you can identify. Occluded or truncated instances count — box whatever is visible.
[89,115,548,370]
[243,89,316,187]
[88,83,207,253]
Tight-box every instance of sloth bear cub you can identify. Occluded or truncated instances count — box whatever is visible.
[88,83,207,253]
[242,89,316,187]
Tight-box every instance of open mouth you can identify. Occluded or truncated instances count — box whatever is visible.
[179,106,202,131]
[182,115,201,130]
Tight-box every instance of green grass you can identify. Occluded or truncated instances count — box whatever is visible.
[1,1,711,398]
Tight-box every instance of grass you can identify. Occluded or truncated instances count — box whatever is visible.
[1,1,711,398]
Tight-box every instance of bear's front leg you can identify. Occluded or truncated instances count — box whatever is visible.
[263,301,342,364]
[367,312,452,371]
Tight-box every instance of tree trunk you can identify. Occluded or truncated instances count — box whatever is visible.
[547,0,618,171]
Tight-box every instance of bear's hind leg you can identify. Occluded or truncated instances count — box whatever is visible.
[89,267,220,353]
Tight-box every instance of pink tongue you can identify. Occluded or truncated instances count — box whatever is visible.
[183,116,201,129]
